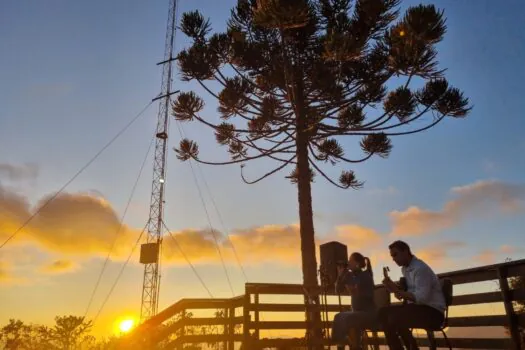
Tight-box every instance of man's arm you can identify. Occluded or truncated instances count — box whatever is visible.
[396,267,433,303]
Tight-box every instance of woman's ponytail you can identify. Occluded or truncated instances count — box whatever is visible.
[364,257,373,277]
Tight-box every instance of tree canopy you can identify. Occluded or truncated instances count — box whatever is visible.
[173,0,470,188]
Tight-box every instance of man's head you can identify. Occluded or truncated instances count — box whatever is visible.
[388,240,413,267]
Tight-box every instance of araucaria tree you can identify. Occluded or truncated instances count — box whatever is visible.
[173,0,470,344]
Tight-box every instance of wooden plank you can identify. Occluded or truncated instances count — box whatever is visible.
[437,258,525,280]
[447,315,508,327]
[441,269,498,285]
[254,292,260,341]
[170,334,243,345]
[507,263,525,279]
[242,292,250,346]
[144,298,234,327]
[256,320,309,329]
[245,283,305,295]
[249,315,510,330]
[450,288,525,306]
[254,336,511,349]
[229,295,245,308]
[153,316,244,342]
[245,260,525,294]
[249,303,350,313]
[181,316,243,326]
[452,291,502,305]
[245,282,388,296]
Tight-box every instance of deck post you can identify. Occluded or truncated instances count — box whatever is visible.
[497,266,521,349]
[243,289,251,349]
[254,288,260,346]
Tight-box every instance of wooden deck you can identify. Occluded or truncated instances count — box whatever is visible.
[127,258,525,349]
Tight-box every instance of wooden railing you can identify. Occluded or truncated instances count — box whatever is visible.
[129,258,525,349]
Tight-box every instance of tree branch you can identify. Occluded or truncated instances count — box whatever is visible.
[308,157,348,189]
[309,142,373,164]
[241,156,296,184]
[228,63,287,99]
[178,143,295,166]
[386,112,446,136]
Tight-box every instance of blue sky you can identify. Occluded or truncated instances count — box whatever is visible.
[1,0,524,336]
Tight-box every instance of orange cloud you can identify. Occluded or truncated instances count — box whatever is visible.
[221,224,302,264]
[415,241,466,269]
[472,245,521,266]
[0,261,10,281]
[0,186,139,259]
[0,261,27,286]
[0,185,311,265]
[40,259,78,274]
[499,245,517,255]
[390,180,525,236]
[333,225,383,249]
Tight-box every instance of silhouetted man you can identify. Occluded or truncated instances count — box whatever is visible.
[378,240,445,350]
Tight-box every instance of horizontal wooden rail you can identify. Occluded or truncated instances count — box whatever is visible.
[254,336,513,349]
[245,288,525,313]
[245,259,525,295]
[169,334,243,345]
[246,314,525,330]
[153,316,244,342]
[141,298,240,328]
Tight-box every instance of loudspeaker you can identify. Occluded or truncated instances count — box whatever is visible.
[319,241,348,289]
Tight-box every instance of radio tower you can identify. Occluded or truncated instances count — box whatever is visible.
[139,0,179,321]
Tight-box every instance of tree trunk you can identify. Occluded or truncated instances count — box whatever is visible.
[296,134,323,350]
[292,68,323,349]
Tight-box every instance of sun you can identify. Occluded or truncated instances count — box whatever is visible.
[119,319,135,333]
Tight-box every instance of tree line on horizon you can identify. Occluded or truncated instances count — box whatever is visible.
[0,311,230,350]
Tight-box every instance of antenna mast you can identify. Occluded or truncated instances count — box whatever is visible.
[139,0,179,321]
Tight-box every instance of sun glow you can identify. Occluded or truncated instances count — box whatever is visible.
[119,319,135,333]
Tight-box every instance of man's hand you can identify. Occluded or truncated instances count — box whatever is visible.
[394,290,416,302]
[382,277,399,293]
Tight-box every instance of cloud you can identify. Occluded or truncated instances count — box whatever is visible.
[333,225,383,249]
[390,180,525,236]
[0,182,390,267]
[0,261,11,281]
[0,185,139,259]
[473,245,523,266]
[0,184,311,265]
[0,163,38,181]
[0,261,27,286]
[40,260,78,274]
[415,241,466,269]
[499,245,516,255]
[2,178,520,270]
[475,250,496,265]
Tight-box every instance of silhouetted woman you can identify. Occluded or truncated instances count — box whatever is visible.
[331,252,376,350]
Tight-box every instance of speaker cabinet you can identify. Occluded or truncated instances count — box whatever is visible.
[319,241,348,289]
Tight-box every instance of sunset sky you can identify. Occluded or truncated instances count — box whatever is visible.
[1,0,525,338]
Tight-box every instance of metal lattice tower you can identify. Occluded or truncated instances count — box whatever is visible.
[139,0,179,321]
